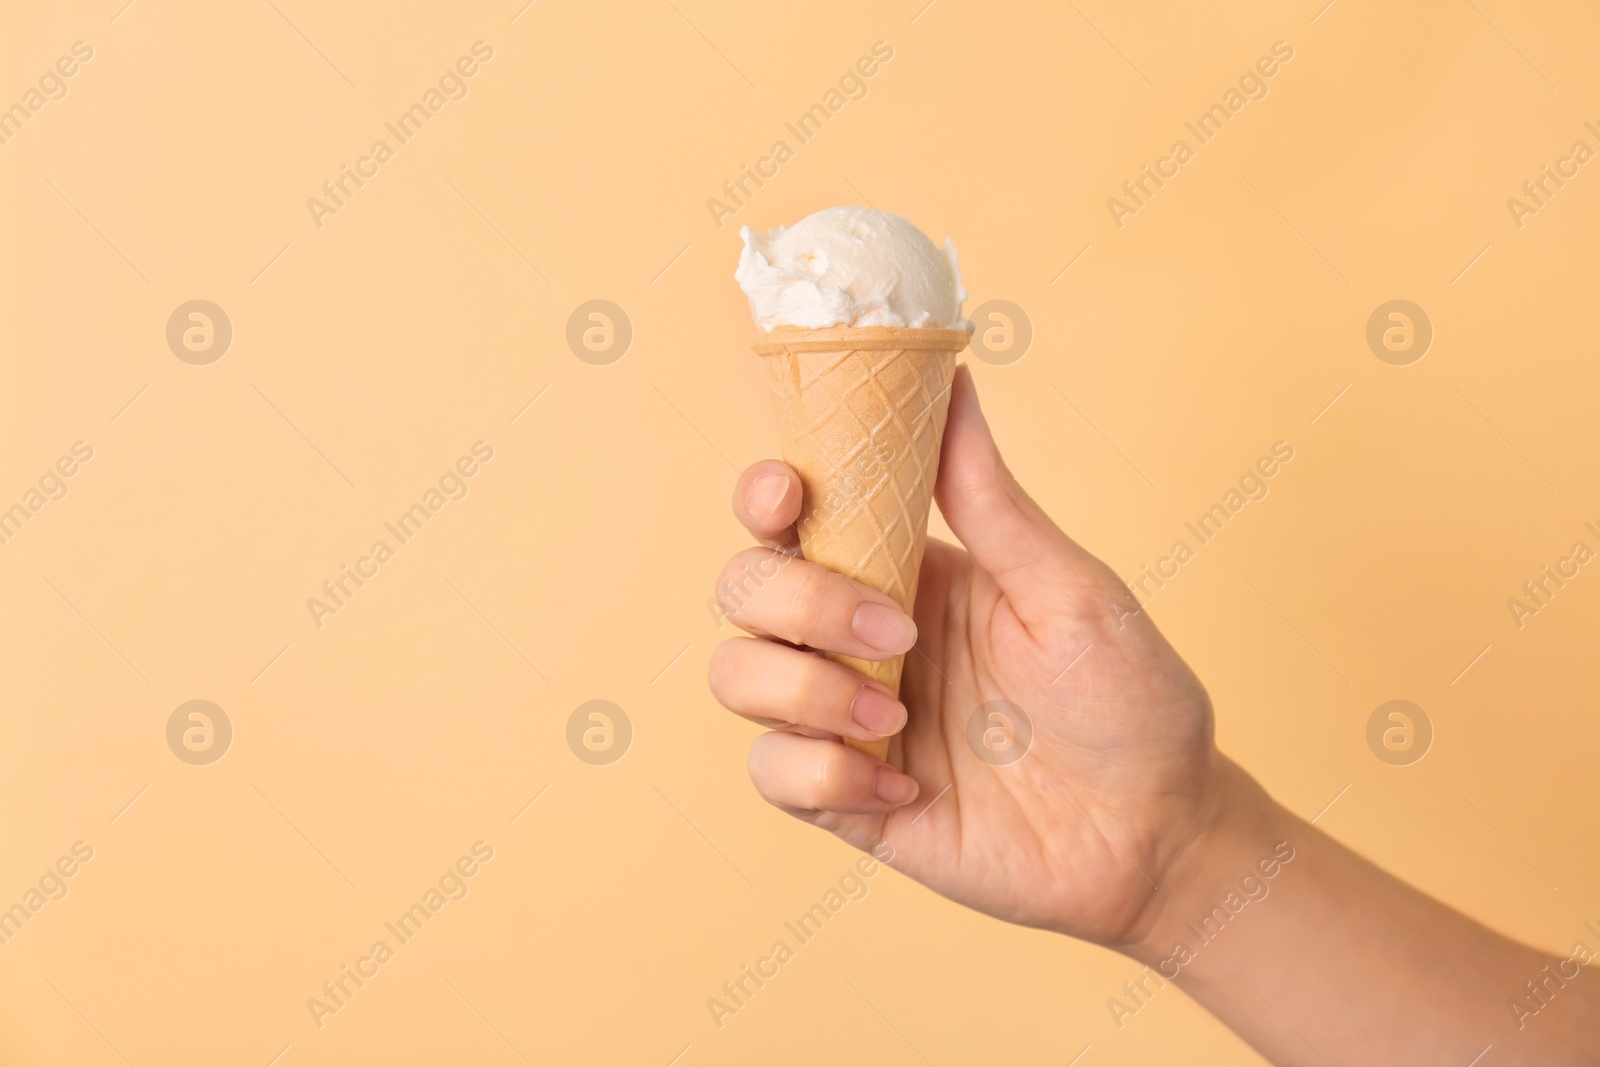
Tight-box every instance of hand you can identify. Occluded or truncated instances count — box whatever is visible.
[710,365,1234,946]
[712,366,1600,1064]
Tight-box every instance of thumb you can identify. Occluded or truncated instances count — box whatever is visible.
[934,365,1118,615]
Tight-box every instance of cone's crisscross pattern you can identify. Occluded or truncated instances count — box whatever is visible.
[775,345,952,606]
[754,327,969,756]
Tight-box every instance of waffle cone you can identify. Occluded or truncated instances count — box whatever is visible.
[753,325,971,759]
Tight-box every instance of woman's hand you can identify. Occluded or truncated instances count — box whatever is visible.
[709,365,1600,1066]
[709,364,1229,946]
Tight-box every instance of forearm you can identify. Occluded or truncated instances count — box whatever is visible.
[1120,758,1600,1066]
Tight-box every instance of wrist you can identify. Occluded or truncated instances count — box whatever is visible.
[1118,756,1298,967]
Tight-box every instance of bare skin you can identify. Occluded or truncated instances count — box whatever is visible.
[709,365,1599,1065]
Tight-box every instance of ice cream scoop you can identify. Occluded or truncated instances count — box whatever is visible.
[736,205,966,331]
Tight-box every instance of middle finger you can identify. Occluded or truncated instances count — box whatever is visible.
[715,546,917,659]
[709,637,909,742]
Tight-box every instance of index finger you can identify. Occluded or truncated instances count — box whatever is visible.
[733,459,802,550]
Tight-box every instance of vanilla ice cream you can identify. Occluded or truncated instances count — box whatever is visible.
[736,206,966,332]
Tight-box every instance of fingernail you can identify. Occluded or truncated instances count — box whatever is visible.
[851,602,916,655]
[874,767,919,806]
[851,686,907,737]
[749,474,788,516]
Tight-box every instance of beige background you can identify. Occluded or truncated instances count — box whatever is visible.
[3,0,1599,1063]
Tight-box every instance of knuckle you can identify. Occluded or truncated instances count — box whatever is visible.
[787,565,842,640]
[789,651,829,699]
[791,560,833,602]
[787,659,836,725]
[808,744,846,804]
[747,546,789,585]
[747,735,786,803]
[706,639,743,701]
[714,548,765,616]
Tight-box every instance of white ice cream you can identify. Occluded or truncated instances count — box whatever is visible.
[736,206,966,331]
